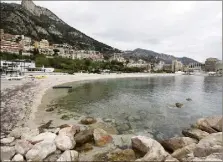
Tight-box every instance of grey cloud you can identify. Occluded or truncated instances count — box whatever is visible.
[5,1,222,62]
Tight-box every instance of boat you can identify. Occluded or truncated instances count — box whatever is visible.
[52,86,72,89]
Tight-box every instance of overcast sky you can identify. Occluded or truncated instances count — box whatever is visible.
[5,1,222,62]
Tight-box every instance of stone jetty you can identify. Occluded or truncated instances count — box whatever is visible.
[0,115,222,161]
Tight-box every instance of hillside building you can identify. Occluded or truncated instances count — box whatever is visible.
[205,58,218,72]
[172,60,183,72]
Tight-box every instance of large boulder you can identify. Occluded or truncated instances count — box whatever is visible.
[160,137,198,153]
[57,150,79,161]
[193,132,222,157]
[25,141,57,161]
[195,118,219,133]
[43,150,62,162]
[182,128,209,140]
[132,136,169,161]
[80,117,97,125]
[93,128,113,146]
[74,129,94,146]
[0,146,16,161]
[55,134,76,151]
[107,148,136,161]
[21,128,40,141]
[12,154,24,161]
[171,143,196,159]
[15,140,33,155]
[1,136,15,144]
[30,132,56,144]
[59,125,80,137]
[10,127,30,139]
[205,116,222,132]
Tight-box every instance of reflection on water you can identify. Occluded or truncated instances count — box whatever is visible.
[48,76,222,139]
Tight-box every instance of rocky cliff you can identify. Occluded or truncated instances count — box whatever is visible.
[1,1,120,54]
[124,48,199,65]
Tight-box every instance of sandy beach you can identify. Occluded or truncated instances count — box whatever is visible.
[1,72,177,133]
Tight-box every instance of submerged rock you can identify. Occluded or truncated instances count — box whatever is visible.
[186,98,192,101]
[80,117,97,125]
[175,103,183,108]
[107,148,136,161]
[160,137,198,153]
[89,122,118,134]
[93,128,113,146]
[182,128,209,140]
[61,115,71,120]
[46,107,54,112]
[57,150,79,161]
[112,134,133,149]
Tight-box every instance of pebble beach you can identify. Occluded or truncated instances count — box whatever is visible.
[0,73,222,161]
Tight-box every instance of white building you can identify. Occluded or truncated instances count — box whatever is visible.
[0,60,36,73]
[172,60,183,72]
[153,61,165,71]
[109,53,126,63]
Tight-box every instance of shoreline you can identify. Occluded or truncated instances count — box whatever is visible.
[27,73,178,127]
[1,73,222,161]
[0,72,178,132]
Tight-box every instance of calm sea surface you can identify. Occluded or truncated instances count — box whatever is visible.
[45,75,222,139]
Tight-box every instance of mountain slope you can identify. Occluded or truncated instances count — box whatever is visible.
[1,1,120,54]
[123,48,199,65]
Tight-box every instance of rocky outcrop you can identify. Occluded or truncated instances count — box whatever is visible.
[171,143,197,159]
[132,136,169,161]
[0,115,221,162]
[15,140,33,155]
[25,141,57,161]
[55,134,76,151]
[182,128,209,140]
[193,132,222,157]
[160,137,198,153]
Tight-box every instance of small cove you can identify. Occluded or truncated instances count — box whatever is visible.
[33,75,222,140]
